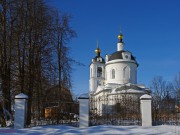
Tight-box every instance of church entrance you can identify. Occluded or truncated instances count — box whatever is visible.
[89,95,141,126]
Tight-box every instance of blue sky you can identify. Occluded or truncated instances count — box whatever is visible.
[48,0,180,96]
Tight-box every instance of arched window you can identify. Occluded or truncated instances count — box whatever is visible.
[123,66,130,80]
[112,69,115,79]
[97,67,102,77]
[90,68,92,77]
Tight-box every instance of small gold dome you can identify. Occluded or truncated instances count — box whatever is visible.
[95,40,101,56]
[118,33,123,40]
[95,47,101,54]
[118,33,123,43]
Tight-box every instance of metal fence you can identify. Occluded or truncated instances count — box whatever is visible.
[152,97,180,126]
[152,115,180,126]
[29,102,79,127]
[89,95,142,126]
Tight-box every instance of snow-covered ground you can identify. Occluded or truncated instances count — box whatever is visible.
[0,125,180,135]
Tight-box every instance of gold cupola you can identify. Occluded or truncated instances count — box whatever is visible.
[95,40,101,56]
[118,33,123,43]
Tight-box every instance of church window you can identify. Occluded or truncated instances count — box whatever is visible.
[123,66,130,80]
[91,68,92,77]
[97,67,102,77]
[125,55,129,59]
[112,69,115,79]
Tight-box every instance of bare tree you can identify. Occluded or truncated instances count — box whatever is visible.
[0,0,13,117]
[0,0,77,126]
[0,101,6,127]
[174,72,180,109]
[150,76,175,121]
[51,11,76,123]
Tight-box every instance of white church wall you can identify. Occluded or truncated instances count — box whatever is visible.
[89,62,105,92]
[106,60,137,84]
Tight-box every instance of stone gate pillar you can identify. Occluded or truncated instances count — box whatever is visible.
[140,94,152,126]
[78,93,89,128]
[14,93,28,129]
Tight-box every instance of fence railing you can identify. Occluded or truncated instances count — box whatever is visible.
[153,114,180,126]
[89,96,141,126]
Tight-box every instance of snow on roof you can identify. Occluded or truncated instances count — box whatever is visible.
[136,84,146,88]
[111,89,145,94]
[96,86,104,92]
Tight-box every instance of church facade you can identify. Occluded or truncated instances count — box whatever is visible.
[89,32,151,115]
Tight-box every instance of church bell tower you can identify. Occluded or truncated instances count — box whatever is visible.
[89,43,105,93]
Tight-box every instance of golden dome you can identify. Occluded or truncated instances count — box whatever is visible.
[95,40,101,56]
[95,47,101,54]
[118,33,123,43]
[118,33,123,40]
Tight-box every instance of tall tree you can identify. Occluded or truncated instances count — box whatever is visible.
[53,12,76,88]
[150,76,175,120]
[52,11,76,123]
[0,0,77,126]
[0,0,12,116]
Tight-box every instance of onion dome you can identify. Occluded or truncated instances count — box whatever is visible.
[118,33,123,43]
[92,41,105,63]
[95,47,101,56]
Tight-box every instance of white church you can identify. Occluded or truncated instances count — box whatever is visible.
[89,32,151,115]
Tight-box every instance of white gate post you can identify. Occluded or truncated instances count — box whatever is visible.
[78,93,89,128]
[140,94,152,126]
[14,93,28,129]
